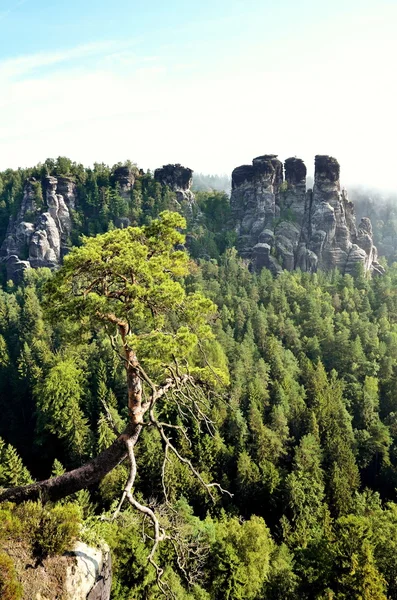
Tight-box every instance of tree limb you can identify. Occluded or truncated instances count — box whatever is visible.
[0,424,141,505]
[0,374,191,506]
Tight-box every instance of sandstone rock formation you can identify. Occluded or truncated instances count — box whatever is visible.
[65,541,112,600]
[1,175,77,281]
[231,154,384,276]
[1,163,196,282]
[154,164,195,211]
[5,537,111,600]
[111,165,137,229]
[113,166,135,200]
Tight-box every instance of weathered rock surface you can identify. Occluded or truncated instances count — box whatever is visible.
[1,163,197,281]
[113,166,135,202]
[17,177,40,219]
[4,255,31,282]
[107,166,137,228]
[56,176,77,210]
[154,163,195,210]
[282,157,307,225]
[231,155,283,260]
[1,175,77,281]
[4,537,111,600]
[65,541,112,600]
[231,154,384,275]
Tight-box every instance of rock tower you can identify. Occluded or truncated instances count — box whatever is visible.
[231,154,384,275]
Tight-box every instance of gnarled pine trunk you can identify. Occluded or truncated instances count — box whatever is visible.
[0,424,141,505]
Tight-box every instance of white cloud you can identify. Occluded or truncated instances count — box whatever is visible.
[0,40,138,81]
[0,25,396,191]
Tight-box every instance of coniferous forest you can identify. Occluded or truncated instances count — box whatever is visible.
[2,159,397,600]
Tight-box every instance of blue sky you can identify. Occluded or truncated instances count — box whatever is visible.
[0,0,396,187]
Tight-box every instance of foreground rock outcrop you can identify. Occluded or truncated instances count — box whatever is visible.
[4,538,111,600]
[231,154,384,275]
[65,541,112,600]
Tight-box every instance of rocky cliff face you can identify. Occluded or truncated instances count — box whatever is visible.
[231,154,384,276]
[1,164,196,282]
[1,175,76,281]
[154,164,195,210]
[112,166,136,200]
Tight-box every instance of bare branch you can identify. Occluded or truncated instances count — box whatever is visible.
[161,443,172,506]
[1,359,227,598]
[100,397,121,437]
[154,419,233,502]
[158,422,191,447]
[116,431,176,599]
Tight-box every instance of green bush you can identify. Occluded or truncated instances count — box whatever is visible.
[1,501,82,559]
[0,504,22,540]
[0,551,22,600]
[32,503,81,557]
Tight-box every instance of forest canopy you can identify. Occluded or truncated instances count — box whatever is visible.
[1,160,397,599]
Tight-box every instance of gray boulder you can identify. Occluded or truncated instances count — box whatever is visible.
[5,255,31,283]
[65,541,111,600]
[252,243,282,275]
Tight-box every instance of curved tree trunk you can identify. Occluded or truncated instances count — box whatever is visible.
[0,424,141,505]
[0,372,185,506]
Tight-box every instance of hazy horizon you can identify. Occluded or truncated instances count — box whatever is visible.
[1,0,396,190]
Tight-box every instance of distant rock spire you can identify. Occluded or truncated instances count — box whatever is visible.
[230,154,384,276]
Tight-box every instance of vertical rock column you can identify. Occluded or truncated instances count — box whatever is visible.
[230,155,283,264]
[230,153,384,276]
[282,157,307,225]
[154,164,195,215]
[309,155,357,271]
[276,157,309,271]
[112,166,136,228]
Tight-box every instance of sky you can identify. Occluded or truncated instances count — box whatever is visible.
[0,0,396,188]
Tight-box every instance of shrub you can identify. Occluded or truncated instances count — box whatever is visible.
[32,503,82,558]
[0,551,22,600]
[0,504,22,540]
[1,501,82,558]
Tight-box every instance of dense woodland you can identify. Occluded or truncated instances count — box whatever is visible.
[1,159,397,599]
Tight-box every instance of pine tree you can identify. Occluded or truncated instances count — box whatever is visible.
[0,439,32,486]
[284,434,328,548]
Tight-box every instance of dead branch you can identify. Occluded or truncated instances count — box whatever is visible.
[116,431,176,599]
[1,349,229,598]
[100,396,121,437]
[147,391,232,503]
